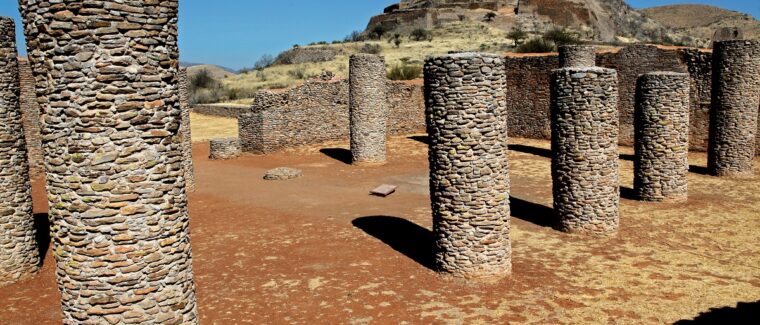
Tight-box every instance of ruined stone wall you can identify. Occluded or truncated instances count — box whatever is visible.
[16,57,43,177]
[179,68,195,192]
[0,17,39,287]
[191,103,247,118]
[425,53,511,280]
[349,54,387,165]
[239,79,425,154]
[209,138,241,160]
[559,45,596,67]
[20,1,198,323]
[634,72,690,202]
[708,40,760,177]
[505,45,760,155]
[551,67,620,236]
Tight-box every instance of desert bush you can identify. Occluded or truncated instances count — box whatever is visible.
[542,28,579,46]
[345,30,366,42]
[410,28,432,41]
[190,69,216,89]
[515,38,555,53]
[287,68,306,80]
[253,54,275,70]
[359,43,382,54]
[507,27,528,45]
[368,25,389,40]
[387,64,422,80]
[483,12,497,22]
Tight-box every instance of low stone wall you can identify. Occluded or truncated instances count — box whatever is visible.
[240,79,425,154]
[191,104,248,118]
[209,138,241,160]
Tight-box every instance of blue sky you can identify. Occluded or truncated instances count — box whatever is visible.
[1,0,758,70]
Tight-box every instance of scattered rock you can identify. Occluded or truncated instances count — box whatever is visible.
[263,167,303,181]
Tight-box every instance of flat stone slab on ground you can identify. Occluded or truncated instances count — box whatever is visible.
[264,167,303,181]
[370,184,397,197]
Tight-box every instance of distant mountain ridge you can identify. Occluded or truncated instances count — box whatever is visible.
[641,4,760,41]
[180,61,237,74]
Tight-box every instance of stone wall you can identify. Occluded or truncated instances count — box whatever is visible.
[634,72,690,202]
[209,138,241,160]
[16,57,43,176]
[425,53,511,280]
[191,103,247,118]
[239,79,425,154]
[551,67,620,236]
[0,17,39,287]
[179,68,195,192]
[20,1,199,323]
[505,45,760,155]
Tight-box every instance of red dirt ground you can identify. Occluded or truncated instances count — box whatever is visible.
[0,136,758,324]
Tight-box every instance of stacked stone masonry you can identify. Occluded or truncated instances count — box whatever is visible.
[17,57,44,176]
[506,45,760,156]
[551,67,620,235]
[19,1,199,324]
[558,45,596,68]
[634,72,690,202]
[349,54,388,165]
[209,138,241,160]
[179,68,195,192]
[425,53,512,280]
[239,78,424,154]
[0,17,39,287]
[708,40,760,178]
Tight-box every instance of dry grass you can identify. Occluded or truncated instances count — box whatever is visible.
[190,113,238,142]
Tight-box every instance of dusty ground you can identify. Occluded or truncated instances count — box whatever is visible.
[0,135,758,324]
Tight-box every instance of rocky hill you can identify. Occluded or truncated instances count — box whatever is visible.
[367,0,756,46]
[641,4,760,41]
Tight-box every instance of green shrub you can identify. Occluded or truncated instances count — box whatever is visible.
[344,30,366,42]
[368,25,389,40]
[507,27,528,45]
[287,68,306,79]
[515,38,555,53]
[483,12,497,22]
[410,28,432,41]
[359,43,382,54]
[387,64,422,80]
[542,28,579,46]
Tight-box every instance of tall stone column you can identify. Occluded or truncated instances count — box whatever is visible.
[634,72,690,202]
[708,40,760,178]
[19,1,198,324]
[558,45,596,68]
[424,53,511,280]
[349,54,387,165]
[0,17,39,287]
[551,67,620,235]
[179,68,195,192]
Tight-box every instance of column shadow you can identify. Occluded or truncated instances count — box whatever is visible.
[319,148,352,165]
[619,153,635,161]
[352,216,436,271]
[675,301,760,324]
[508,144,552,159]
[689,165,710,175]
[510,196,556,228]
[408,135,430,145]
[620,186,638,200]
[34,213,51,266]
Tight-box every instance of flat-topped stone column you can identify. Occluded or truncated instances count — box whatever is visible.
[179,68,196,192]
[559,45,596,68]
[0,17,39,287]
[634,72,690,202]
[19,1,198,323]
[424,53,511,280]
[349,54,388,165]
[708,40,760,178]
[551,67,620,235]
[209,138,241,160]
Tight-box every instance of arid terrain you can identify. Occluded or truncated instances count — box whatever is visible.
[642,4,760,41]
[0,116,758,324]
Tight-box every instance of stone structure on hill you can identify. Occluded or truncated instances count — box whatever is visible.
[0,17,39,287]
[19,1,199,323]
[559,45,596,67]
[551,67,620,236]
[425,53,512,280]
[179,68,196,192]
[349,54,388,165]
[708,40,760,178]
[634,72,690,202]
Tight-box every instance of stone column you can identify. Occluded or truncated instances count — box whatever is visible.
[349,54,387,165]
[551,67,620,235]
[558,45,596,68]
[634,72,690,202]
[708,40,760,178]
[19,2,198,324]
[209,138,241,160]
[0,17,39,287]
[424,53,511,280]
[179,68,195,192]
